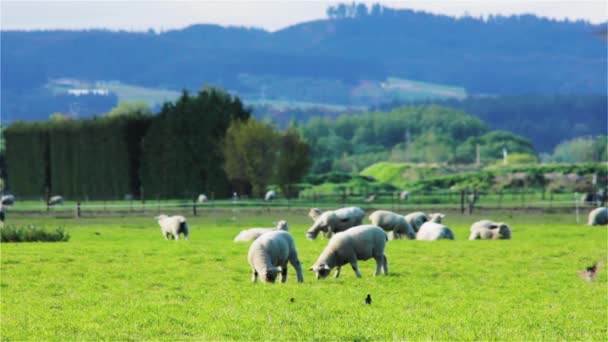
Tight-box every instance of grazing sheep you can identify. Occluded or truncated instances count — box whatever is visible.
[48,195,64,206]
[234,220,289,242]
[248,230,303,283]
[1,195,15,205]
[469,220,512,240]
[404,212,429,232]
[156,214,189,240]
[368,210,415,239]
[197,194,208,204]
[305,206,365,240]
[428,213,445,223]
[308,208,323,221]
[416,222,455,241]
[400,191,409,201]
[265,190,276,201]
[588,207,608,226]
[309,225,388,279]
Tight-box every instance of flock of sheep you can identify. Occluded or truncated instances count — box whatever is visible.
[156,206,608,283]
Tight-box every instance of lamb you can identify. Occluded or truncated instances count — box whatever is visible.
[264,190,276,201]
[156,214,189,240]
[469,220,512,240]
[247,230,303,283]
[197,194,208,204]
[404,212,429,232]
[47,195,64,206]
[588,207,608,226]
[368,210,415,239]
[416,222,455,240]
[234,220,289,242]
[428,213,445,223]
[309,225,388,279]
[308,208,323,221]
[305,206,365,240]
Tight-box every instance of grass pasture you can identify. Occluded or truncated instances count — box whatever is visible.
[1,211,606,340]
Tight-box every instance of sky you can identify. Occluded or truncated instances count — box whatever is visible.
[1,0,606,32]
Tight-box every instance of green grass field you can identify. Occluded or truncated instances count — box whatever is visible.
[1,211,606,340]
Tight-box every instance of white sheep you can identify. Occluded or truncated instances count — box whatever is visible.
[156,214,189,240]
[469,220,512,240]
[368,210,415,239]
[234,220,289,242]
[416,222,455,240]
[197,194,208,204]
[47,195,64,206]
[404,211,429,232]
[309,225,388,279]
[428,212,445,223]
[1,195,15,205]
[264,190,276,201]
[308,208,323,221]
[248,230,303,283]
[588,207,608,226]
[400,191,409,201]
[305,206,365,240]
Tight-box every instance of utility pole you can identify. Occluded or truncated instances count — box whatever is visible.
[475,143,480,166]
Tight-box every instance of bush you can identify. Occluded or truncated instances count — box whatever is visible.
[1,225,70,243]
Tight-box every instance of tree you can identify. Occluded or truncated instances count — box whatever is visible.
[224,119,279,198]
[106,101,152,117]
[276,128,312,198]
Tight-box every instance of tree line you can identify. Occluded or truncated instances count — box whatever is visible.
[4,89,311,200]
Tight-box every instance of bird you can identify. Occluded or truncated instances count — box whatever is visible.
[289,298,295,303]
[579,262,601,282]
[364,294,372,305]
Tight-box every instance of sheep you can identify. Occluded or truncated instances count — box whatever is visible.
[400,191,409,201]
[428,213,445,223]
[309,225,388,279]
[588,207,608,226]
[305,206,365,240]
[264,190,276,201]
[308,208,323,221]
[368,210,415,239]
[469,220,512,240]
[404,211,429,232]
[234,220,289,242]
[197,194,208,204]
[156,214,189,240]
[47,195,64,206]
[1,195,15,205]
[416,222,455,240]
[248,230,303,283]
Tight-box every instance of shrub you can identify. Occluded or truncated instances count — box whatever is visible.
[1,225,70,243]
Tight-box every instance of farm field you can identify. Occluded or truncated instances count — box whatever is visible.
[1,211,606,340]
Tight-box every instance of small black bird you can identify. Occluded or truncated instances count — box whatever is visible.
[364,294,372,305]
[290,298,295,303]
[579,262,601,282]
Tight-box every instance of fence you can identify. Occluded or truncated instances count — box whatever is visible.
[4,189,604,218]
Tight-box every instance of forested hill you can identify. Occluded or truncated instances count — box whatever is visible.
[2,6,606,98]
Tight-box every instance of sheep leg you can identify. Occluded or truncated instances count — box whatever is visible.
[281,263,288,283]
[350,262,362,278]
[334,266,341,278]
[290,257,304,283]
[251,269,258,283]
[374,256,383,276]
[382,255,389,275]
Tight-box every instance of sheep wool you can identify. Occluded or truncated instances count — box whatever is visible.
[309,225,388,279]
[305,206,365,240]
[416,222,455,241]
[156,214,189,240]
[234,220,289,242]
[368,210,415,239]
[588,207,608,226]
[247,230,303,283]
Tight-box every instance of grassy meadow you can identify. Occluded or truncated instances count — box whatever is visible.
[1,210,606,340]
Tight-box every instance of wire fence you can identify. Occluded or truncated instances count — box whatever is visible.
[4,189,605,219]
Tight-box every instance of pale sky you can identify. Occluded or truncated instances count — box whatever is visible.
[1,0,606,32]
